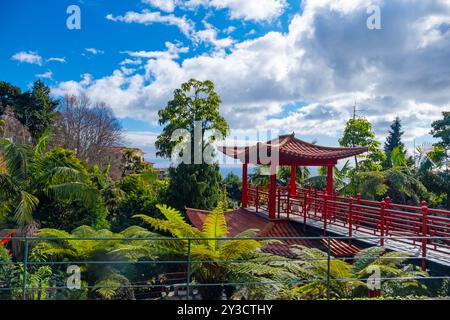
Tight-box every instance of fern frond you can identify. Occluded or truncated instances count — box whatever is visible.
[201,202,228,251]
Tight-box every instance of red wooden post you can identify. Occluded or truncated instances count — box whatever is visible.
[290,165,297,196]
[314,188,317,216]
[277,188,281,219]
[268,166,277,220]
[348,198,353,244]
[323,192,328,236]
[385,196,391,234]
[241,163,248,208]
[303,187,308,228]
[380,200,386,247]
[255,186,259,213]
[356,193,361,229]
[327,166,334,222]
[421,201,428,271]
[326,165,333,196]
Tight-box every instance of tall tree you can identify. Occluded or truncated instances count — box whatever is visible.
[156,79,229,211]
[428,112,450,208]
[339,118,385,171]
[52,94,123,166]
[13,80,58,142]
[0,81,21,115]
[431,111,450,172]
[384,117,406,168]
[155,79,229,159]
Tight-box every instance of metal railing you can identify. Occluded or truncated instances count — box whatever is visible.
[247,186,450,268]
[1,235,450,300]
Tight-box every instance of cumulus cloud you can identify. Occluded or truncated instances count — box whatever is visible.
[35,70,53,79]
[54,0,450,147]
[106,10,193,37]
[123,41,189,60]
[184,0,287,22]
[11,51,43,65]
[107,10,233,50]
[142,0,178,13]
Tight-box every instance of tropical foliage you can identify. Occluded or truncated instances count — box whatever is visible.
[133,202,300,299]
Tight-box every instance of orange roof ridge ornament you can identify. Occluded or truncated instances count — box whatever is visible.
[218,133,368,166]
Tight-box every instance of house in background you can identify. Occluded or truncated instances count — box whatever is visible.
[107,146,155,180]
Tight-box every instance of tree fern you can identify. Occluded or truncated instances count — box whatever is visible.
[202,202,228,251]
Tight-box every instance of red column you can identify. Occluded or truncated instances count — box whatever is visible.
[290,165,297,196]
[326,165,334,196]
[421,201,428,271]
[268,165,277,220]
[241,163,248,208]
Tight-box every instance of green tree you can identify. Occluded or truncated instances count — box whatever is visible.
[0,81,21,115]
[339,118,385,171]
[164,163,223,211]
[156,79,229,211]
[431,112,450,158]
[155,79,229,159]
[0,132,98,233]
[384,117,406,168]
[13,80,58,142]
[223,172,241,207]
[108,174,159,232]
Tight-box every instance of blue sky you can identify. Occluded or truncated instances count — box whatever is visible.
[1,0,449,169]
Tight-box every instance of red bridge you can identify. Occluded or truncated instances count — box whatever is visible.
[219,133,450,269]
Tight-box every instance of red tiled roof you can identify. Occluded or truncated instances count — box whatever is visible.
[218,133,368,165]
[185,208,360,258]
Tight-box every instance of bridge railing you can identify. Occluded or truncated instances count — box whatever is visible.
[246,186,450,268]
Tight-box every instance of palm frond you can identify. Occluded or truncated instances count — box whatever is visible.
[47,182,98,206]
[13,190,39,226]
[0,172,19,197]
[34,129,51,157]
[0,138,32,180]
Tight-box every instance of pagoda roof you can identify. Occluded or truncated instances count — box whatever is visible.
[218,133,368,166]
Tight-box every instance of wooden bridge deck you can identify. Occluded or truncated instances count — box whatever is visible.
[245,206,450,268]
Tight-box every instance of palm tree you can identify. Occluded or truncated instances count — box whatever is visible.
[34,225,156,299]
[0,131,97,233]
[133,202,301,299]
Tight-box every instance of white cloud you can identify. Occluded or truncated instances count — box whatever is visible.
[106,10,233,50]
[35,70,53,79]
[142,0,177,13]
[120,58,143,66]
[11,51,43,65]
[106,10,193,37]
[223,26,236,34]
[54,0,450,150]
[123,41,189,60]
[47,57,66,63]
[184,0,287,22]
[84,48,105,55]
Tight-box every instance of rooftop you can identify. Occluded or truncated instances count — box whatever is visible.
[185,207,361,258]
[218,133,368,166]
